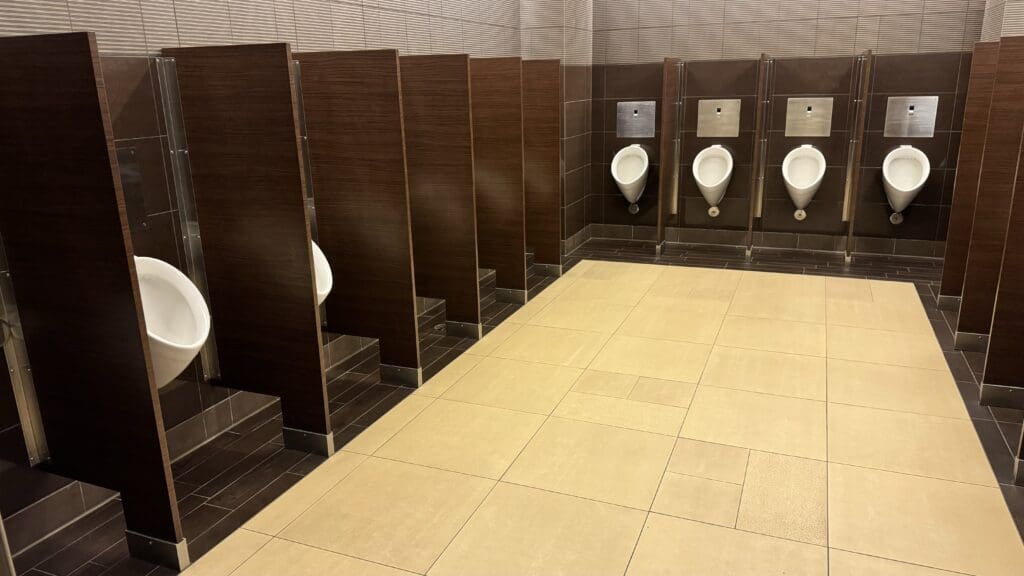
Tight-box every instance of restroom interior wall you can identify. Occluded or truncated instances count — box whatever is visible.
[562,64,592,253]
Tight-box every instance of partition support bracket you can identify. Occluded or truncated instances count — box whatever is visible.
[979,383,1024,411]
[1015,456,1024,486]
[744,247,752,262]
[495,288,528,305]
[936,294,961,311]
[381,364,423,389]
[125,531,190,571]
[282,427,336,456]
[446,321,483,339]
[953,331,988,353]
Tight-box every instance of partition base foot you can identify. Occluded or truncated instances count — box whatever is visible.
[936,294,960,311]
[844,253,852,264]
[282,427,336,456]
[954,331,988,352]
[980,383,1024,411]
[744,247,752,262]
[125,530,189,571]
[1015,457,1024,486]
[532,262,562,277]
[446,321,482,339]
[381,364,423,388]
[496,288,527,304]
[655,242,663,257]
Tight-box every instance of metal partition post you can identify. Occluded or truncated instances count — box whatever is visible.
[844,50,873,261]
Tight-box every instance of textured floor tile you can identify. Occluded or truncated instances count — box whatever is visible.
[826,325,946,370]
[617,302,725,344]
[828,403,997,486]
[827,359,968,419]
[716,315,826,356]
[245,452,367,535]
[441,356,581,414]
[529,298,634,332]
[700,346,826,400]
[628,377,697,407]
[231,537,412,576]
[736,452,827,545]
[180,528,269,576]
[342,396,434,455]
[652,473,742,527]
[491,324,608,367]
[681,387,826,460]
[553,391,687,435]
[829,463,1024,576]
[504,417,675,509]
[826,299,932,333]
[280,458,493,573]
[667,438,749,484]
[429,483,646,576]
[505,295,553,323]
[375,399,544,479]
[829,549,964,576]
[416,353,485,397]
[571,369,638,398]
[467,322,523,356]
[625,514,827,575]
[589,335,711,382]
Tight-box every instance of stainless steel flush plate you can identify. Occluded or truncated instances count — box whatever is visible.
[884,96,939,138]
[617,101,656,138]
[785,97,834,137]
[697,99,741,138]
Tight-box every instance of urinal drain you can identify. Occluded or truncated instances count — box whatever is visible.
[707,206,720,218]
[793,209,807,221]
[628,203,639,215]
[889,212,904,225]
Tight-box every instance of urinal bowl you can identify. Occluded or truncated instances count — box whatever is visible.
[782,145,826,220]
[135,256,211,388]
[882,145,930,222]
[692,144,733,218]
[311,240,333,306]
[611,144,650,213]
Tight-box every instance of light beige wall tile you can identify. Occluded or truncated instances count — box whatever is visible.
[595,0,637,30]
[227,0,278,44]
[877,13,923,52]
[429,15,464,52]
[142,0,181,50]
[175,0,233,47]
[0,0,71,37]
[855,14,881,50]
[331,1,367,49]
[292,0,334,50]
[639,0,674,28]
[273,0,298,45]
[406,12,432,53]
[68,0,148,54]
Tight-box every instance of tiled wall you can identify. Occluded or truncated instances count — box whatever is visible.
[0,0,522,57]
[983,0,1024,40]
[562,65,591,248]
[593,0,984,63]
[522,0,593,64]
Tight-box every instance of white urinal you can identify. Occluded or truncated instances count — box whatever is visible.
[882,145,930,225]
[692,145,733,218]
[611,144,650,214]
[782,145,826,221]
[311,241,333,306]
[135,256,211,388]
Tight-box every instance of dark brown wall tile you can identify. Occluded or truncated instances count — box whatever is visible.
[563,64,590,102]
[684,59,759,96]
[872,52,962,94]
[605,63,664,98]
[773,57,854,95]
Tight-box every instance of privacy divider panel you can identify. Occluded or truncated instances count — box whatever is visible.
[941,42,1000,303]
[0,31,182,551]
[958,36,1024,342]
[165,43,331,440]
[522,59,562,266]
[400,54,481,329]
[471,57,528,294]
[297,49,421,371]
[656,57,681,246]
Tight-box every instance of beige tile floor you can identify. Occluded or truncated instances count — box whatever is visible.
[184,260,1024,576]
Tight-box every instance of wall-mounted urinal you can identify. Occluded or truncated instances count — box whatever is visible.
[311,240,333,306]
[135,256,211,388]
[692,145,733,218]
[611,144,649,214]
[782,145,826,221]
[882,145,930,225]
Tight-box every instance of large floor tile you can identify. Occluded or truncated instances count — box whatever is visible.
[616,302,724,344]
[646,266,741,303]
[681,386,826,460]
[231,537,412,576]
[571,369,638,398]
[829,463,1024,576]
[491,324,608,367]
[667,438,749,484]
[826,299,932,333]
[416,352,484,397]
[829,549,964,576]
[429,483,646,576]
[826,325,946,370]
[625,514,828,576]
[556,277,653,305]
[529,298,633,332]
[869,279,925,308]
[245,452,367,535]
[736,451,827,545]
[375,399,545,479]
[827,359,968,419]
[181,528,270,576]
[652,472,742,527]
[343,396,434,455]
[716,315,826,356]
[589,335,711,382]
[828,403,997,486]
[728,272,826,324]
[825,277,873,302]
[700,346,826,400]
[629,377,697,407]
[505,295,554,323]
[466,322,522,356]
[280,458,493,573]
[579,261,663,283]
[552,391,687,435]
[440,356,581,414]
[503,417,675,509]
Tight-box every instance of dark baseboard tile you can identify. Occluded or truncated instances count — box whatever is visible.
[852,235,945,258]
[665,227,747,246]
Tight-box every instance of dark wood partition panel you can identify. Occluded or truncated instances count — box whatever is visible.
[296,50,421,375]
[957,36,1024,348]
[0,32,182,562]
[400,54,481,333]
[166,44,332,447]
[657,57,681,247]
[471,57,528,296]
[523,59,562,267]
[940,42,1000,306]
